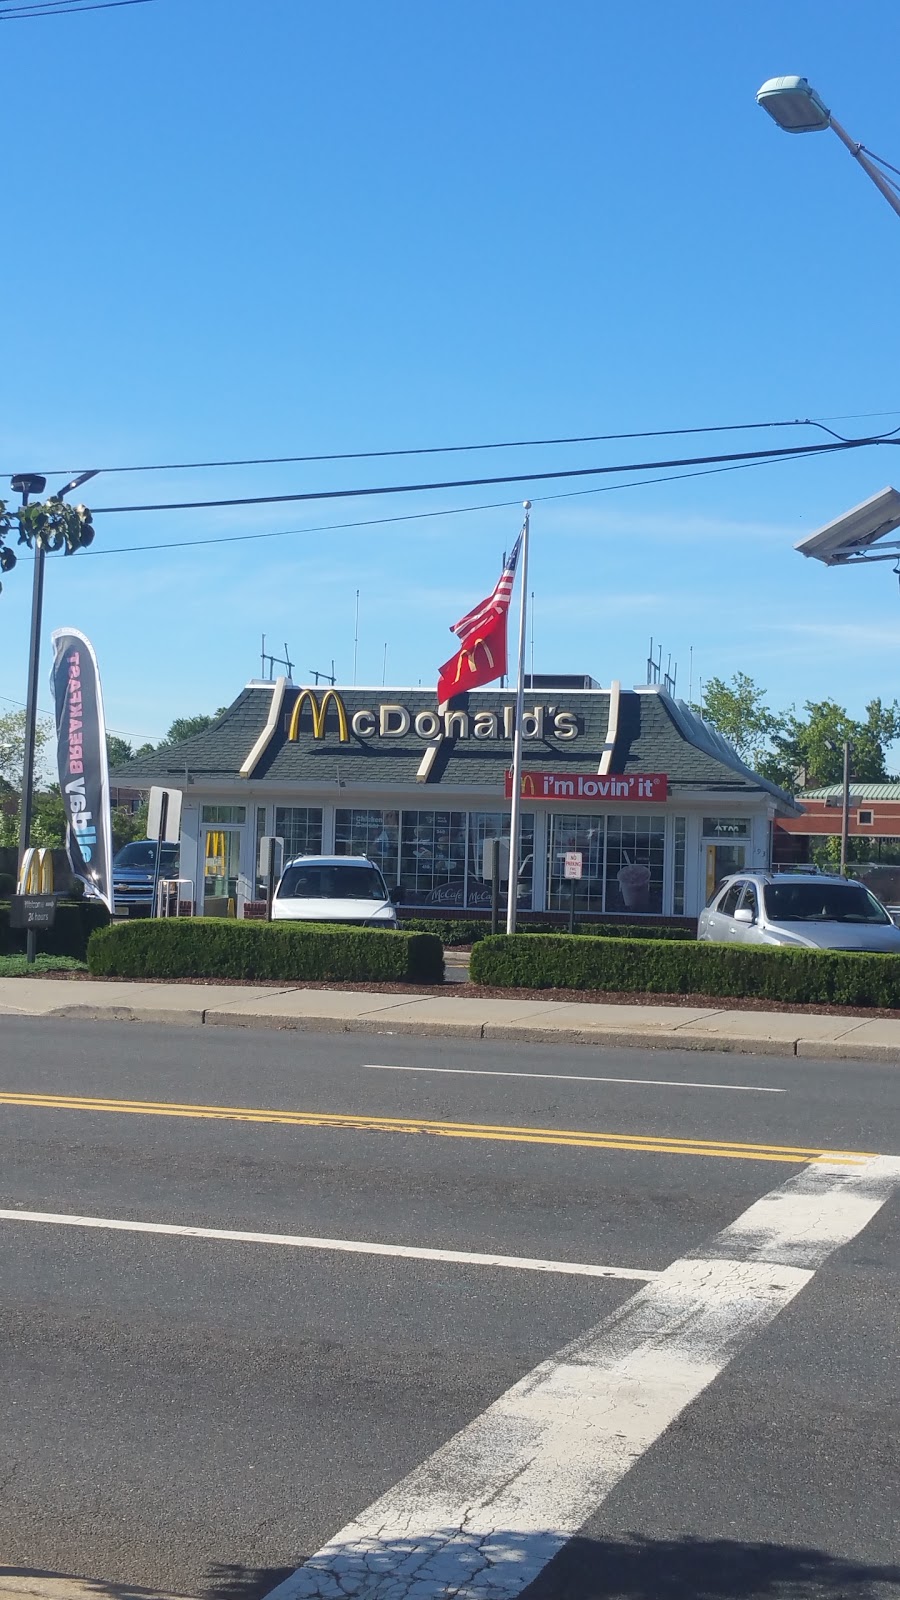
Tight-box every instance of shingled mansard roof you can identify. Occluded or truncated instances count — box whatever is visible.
[111,680,799,809]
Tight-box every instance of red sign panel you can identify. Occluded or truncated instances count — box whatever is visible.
[505,771,669,802]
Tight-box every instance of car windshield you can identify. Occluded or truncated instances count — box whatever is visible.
[114,843,178,870]
[277,863,388,901]
[763,882,891,926]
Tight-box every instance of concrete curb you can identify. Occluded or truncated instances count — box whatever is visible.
[5,997,900,1059]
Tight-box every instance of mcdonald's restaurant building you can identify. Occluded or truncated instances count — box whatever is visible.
[114,676,799,922]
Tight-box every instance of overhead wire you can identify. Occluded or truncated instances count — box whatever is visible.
[10,408,900,478]
[86,433,900,516]
[0,690,161,746]
[81,450,821,559]
[0,0,153,17]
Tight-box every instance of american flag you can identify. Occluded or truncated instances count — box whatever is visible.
[450,531,523,647]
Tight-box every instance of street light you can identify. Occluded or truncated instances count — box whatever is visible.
[757,76,900,222]
[13,467,99,877]
[795,487,900,566]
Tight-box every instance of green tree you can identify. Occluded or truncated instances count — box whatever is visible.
[112,799,149,854]
[106,733,134,769]
[773,698,900,790]
[31,787,67,847]
[696,673,788,775]
[0,708,52,789]
[160,709,227,746]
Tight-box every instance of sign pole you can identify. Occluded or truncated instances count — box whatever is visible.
[491,838,501,934]
[506,503,531,936]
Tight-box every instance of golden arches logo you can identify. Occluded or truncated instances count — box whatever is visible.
[205,831,226,868]
[18,847,54,894]
[520,774,536,797]
[454,637,495,683]
[288,688,350,742]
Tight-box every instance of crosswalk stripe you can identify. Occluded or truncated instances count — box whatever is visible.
[262,1154,900,1600]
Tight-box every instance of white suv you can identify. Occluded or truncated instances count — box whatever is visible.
[698,870,900,953]
[272,855,399,927]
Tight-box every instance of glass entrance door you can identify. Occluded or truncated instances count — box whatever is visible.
[705,842,746,900]
[203,828,241,915]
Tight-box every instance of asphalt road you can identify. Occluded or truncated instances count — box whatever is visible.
[0,1017,898,1600]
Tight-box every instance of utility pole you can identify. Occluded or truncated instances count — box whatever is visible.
[840,739,851,876]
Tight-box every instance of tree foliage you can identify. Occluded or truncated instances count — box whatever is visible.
[106,733,134,769]
[697,674,900,795]
[0,708,52,790]
[159,709,228,746]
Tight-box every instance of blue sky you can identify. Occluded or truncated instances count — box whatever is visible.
[2,0,900,751]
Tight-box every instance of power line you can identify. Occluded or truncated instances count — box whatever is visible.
[0,0,153,17]
[10,408,900,478]
[0,691,161,746]
[80,450,813,559]
[87,434,900,516]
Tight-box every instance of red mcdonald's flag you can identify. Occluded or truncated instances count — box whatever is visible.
[437,610,507,706]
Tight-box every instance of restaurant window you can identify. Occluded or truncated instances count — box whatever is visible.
[466,812,534,912]
[335,808,400,885]
[275,806,323,862]
[548,813,666,915]
[548,814,606,914]
[606,814,665,914]
[673,816,686,916]
[399,810,466,907]
[201,805,246,825]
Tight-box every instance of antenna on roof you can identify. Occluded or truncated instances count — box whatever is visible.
[646,636,677,695]
[261,635,295,681]
[310,660,337,685]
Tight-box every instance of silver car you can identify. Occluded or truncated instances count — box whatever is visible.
[698,870,900,953]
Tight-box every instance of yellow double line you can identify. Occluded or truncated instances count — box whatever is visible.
[0,1090,869,1165]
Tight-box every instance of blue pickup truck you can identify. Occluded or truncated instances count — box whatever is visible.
[112,839,180,916]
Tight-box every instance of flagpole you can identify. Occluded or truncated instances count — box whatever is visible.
[506,501,531,935]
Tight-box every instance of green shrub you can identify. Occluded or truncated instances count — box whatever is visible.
[0,872,15,897]
[469,933,900,1008]
[0,899,109,960]
[87,917,444,984]
[400,916,693,945]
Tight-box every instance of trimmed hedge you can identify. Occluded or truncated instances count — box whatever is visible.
[87,917,444,983]
[401,917,694,946]
[469,933,900,1008]
[0,899,110,961]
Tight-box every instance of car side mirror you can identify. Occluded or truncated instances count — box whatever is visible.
[390,885,403,904]
[734,907,754,924]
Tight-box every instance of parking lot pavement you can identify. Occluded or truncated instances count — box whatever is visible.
[0,1018,898,1600]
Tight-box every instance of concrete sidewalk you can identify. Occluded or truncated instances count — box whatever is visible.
[2,976,900,1060]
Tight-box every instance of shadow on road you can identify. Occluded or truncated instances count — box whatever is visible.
[5,1538,900,1600]
[199,1534,900,1600]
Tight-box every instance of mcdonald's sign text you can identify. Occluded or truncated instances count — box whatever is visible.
[505,771,668,801]
[286,687,581,744]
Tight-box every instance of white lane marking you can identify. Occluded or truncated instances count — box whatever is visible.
[264,1153,900,1600]
[0,1210,657,1282]
[364,1062,784,1094]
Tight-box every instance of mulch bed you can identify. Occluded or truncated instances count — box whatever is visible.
[11,967,900,1020]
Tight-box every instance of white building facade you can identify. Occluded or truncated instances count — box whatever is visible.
[116,676,798,923]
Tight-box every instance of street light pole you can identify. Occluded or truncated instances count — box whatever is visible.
[757,77,900,222]
[12,468,99,880]
[12,472,47,874]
